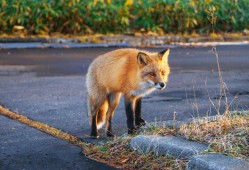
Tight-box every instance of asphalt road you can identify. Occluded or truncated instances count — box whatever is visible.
[0,45,249,169]
[0,115,116,170]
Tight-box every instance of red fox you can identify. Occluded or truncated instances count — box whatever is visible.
[86,48,170,138]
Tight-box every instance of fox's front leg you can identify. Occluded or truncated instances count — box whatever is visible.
[124,97,137,134]
[134,97,146,128]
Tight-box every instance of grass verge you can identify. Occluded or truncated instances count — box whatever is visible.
[86,128,186,170]
[178,111,249,162]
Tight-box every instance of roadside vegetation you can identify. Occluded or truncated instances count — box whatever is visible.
[85,132,186,170]
[84,111,249,169]
[179,112,249,162]
[85,112,249,170]
[1,0,249,35]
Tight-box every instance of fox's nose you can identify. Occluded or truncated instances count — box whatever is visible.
[159,82,165,88]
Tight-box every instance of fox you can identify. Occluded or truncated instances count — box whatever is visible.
[86,48,170,138]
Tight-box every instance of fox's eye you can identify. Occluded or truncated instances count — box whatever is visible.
[161,71,165,76]
[149,72,156,77]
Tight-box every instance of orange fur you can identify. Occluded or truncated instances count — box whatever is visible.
[86,48,170,134]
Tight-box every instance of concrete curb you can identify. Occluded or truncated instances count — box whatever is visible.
[0,35,249,49]
[130,135,249,170]
[0,42,131,49]
[130,135,209,159]
[187,153,249,170]
[132,113,249,170]
[1,35,249,43]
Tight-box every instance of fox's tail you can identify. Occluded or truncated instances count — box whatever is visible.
[96,99,108,129]
[97,111,106,129]
[87,96,107,129]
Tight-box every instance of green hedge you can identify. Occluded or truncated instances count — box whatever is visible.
[0,0,248,35]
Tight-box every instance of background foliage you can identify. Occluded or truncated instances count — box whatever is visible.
[0,0,248,35]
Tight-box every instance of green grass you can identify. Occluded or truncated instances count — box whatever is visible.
[1,0,248,35]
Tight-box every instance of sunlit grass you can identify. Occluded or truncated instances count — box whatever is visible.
[85,134,186,170]
[179,112,249,161]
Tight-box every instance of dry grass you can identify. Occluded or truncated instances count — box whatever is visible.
[128,112,249,163]
[85,125,187,170]
[85,133,186,170]
[179,112,249,161]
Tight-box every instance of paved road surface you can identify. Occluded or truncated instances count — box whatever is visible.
[0,45,249,169]
[0,115,116,170]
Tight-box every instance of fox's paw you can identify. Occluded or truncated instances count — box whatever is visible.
[90,131,99,139]
[128,128,138,135]
[106,131,115,138]
[135,118,147,128]
[91,134,99,139]
[91,135,99,139]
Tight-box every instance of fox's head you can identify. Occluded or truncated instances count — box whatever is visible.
[137,49,170,91]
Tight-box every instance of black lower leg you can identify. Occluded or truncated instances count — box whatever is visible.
[135,98,146,127]
[124,97,136,134]
[90,114,99,138]
[106,120,114,137]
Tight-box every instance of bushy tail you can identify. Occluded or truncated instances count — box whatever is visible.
[96,99,108,129]
[87,95,107,129]
[97,111,106,129]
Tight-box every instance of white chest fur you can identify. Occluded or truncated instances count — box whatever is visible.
[130,82,156,97]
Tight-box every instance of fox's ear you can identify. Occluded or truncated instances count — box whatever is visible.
[137,52,149,65]
[158,49,170,62]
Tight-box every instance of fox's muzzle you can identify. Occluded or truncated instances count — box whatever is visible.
[155,82,166,90]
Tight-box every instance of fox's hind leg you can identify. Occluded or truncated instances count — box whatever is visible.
[134,97,146,128]
[105,93,121,137]
[88,94,108,139]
